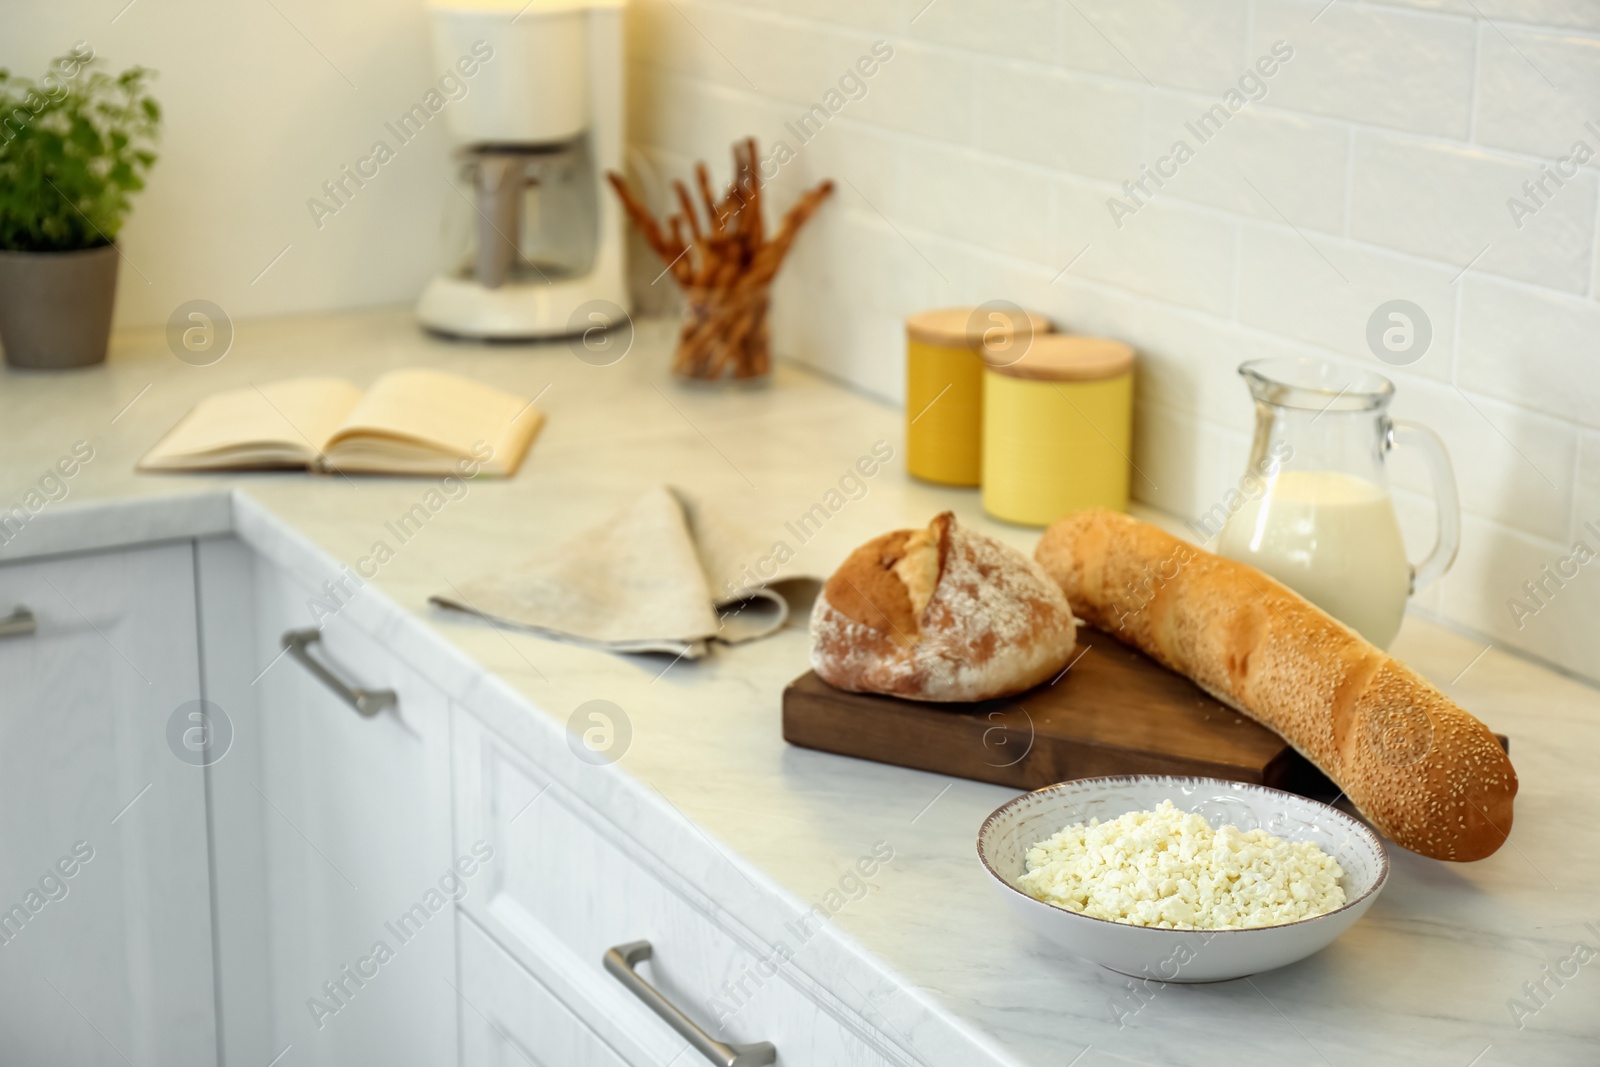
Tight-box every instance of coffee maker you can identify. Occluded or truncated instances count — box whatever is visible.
[418,0,628,339]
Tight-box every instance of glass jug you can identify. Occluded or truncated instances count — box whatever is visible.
[1214,357,1459,649]
[441,139,599,289]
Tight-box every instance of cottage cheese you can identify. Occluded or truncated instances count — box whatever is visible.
[1017,801,1346,930]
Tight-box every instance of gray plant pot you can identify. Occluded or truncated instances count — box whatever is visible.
[0,244,120,370]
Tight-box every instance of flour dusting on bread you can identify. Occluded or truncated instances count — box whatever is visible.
[811,513,1077,702]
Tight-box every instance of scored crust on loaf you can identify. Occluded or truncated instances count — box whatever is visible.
[1035,508,1518,862]
[810,512,1077,702]
[821,513,951,646]
[891,521,943,623]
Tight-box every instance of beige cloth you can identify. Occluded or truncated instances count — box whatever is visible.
[430,486,814,658]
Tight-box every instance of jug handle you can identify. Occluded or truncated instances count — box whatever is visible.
[1388,419,1460,594]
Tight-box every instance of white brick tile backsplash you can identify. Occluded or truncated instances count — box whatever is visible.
[627,67,780,175]
[1016,272,1288,428]
[898,237,1060,322]
[722,0,906,37]
[1576,432,1600,542]
[1457,277,1600,428]
[1436,514,1600,672]
[626,0,746,91]
[628,0,1600,681]
[1059,0,1251,94]
[1120,302,1279,428]
[1251,0,1476,137]
[777,118,902,218]
[996,274,1268,436]
[770,271,904,400]
[1037,274,1156,343]
[1474,25,1600,159]
[1386,376,1578,541]
[870,223,983,315]
[898,141,1054,264]
[844,209,966,318]
[717,8,873,106]
[1237,224,1457,379]
[905,0,1062,66]
[781,208,916,316]
[1373,0,1600,34]
[847,39,976,144]
[1056,180,1237,313]
[1139,96,1348,233]
[1133,400,1238,520]
[973,60,1144,182]
[1350,132,1597,292]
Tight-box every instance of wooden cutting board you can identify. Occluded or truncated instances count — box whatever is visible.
[782,627,1342,796]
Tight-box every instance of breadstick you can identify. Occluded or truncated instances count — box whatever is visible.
[605,172,676,263]
[605,142,831,380]
[1034,508,1518,862]
[696,162,722,233]
[673,181,703,245]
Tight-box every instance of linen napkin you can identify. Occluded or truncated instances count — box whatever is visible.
[430,485,814,659]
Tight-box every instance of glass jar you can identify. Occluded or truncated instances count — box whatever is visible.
[673,285,772,385]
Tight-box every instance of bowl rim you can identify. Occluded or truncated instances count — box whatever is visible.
[976,774,1391,937]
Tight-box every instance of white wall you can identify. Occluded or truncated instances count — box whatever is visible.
[626,0,1600,682]
[4,0,449,325]
[6,0,1598,682]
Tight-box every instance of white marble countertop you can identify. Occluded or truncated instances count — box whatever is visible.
[2,308,1596,1067]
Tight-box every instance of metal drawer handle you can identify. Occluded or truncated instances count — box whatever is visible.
[604,941,775,1067]
[282,628,396,717]
[0,606,35,639]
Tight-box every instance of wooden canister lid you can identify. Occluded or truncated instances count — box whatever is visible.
[905,307,1053,350]
[986,334,1134,382]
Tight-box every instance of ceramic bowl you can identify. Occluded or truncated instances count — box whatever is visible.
[977,776,1389,983]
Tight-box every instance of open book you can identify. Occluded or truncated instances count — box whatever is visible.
[138,369,544,477]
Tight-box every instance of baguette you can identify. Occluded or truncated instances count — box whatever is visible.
[1035,508,1517,862]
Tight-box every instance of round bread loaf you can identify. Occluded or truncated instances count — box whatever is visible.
[1035,508,1517,862]
[809,512,1077,701]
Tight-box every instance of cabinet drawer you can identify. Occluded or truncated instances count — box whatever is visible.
[459,909,629,1067]
[453,712,905,1067]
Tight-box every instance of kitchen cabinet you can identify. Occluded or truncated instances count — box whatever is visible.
[453,711,908,1067]
[206,550,457,1067]
[0,532,907,1067]
[458,909,631,1067]
[0,543,216,1066]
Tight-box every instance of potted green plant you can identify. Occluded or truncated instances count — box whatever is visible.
[0,48,160,369]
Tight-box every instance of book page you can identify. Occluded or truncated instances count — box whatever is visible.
[138,378,363,470]
[323,369,544,476]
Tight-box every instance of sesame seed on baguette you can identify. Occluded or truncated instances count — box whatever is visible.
[1035,508,1517,862]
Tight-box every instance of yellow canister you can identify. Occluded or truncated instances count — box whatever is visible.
[982,335,1135,526]
[905,307,1051,486]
